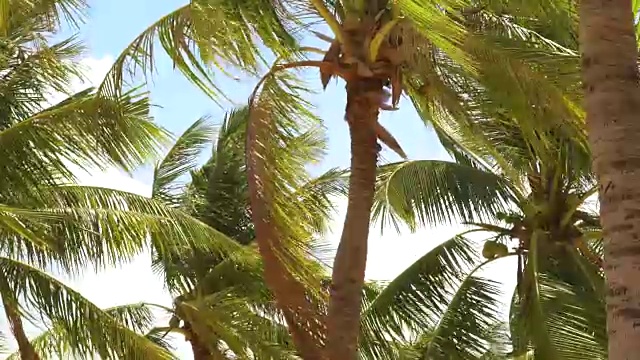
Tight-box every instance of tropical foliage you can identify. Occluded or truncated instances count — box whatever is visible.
[371,99,605,359]
[144,107,348,359]
[0,1,253,359]
[2,0,631,359]
[102,0,590,357]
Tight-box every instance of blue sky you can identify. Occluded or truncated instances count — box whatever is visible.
[16,1,518,358]
[72,0,449,173]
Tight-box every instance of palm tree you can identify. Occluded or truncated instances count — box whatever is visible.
[370,111,606,359]
[4,303,175,359]
[577,0,640,356]
[103,1,582,357]
[146,107,348,359]
[0,2,254,358]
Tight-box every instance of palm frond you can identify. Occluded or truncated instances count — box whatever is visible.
[0,0,87,35]
[0,257,175,359]
[0,87,169,200]
[5,303,159,359]
[373,160,513,232]
[100,1,302,100]
[152,116,215,206]
[178,290,296,359]
[247,70,329,356]
[0,185,246,273]
[359,234,487,359]
[511,233,606,359]
[292,167,348,235]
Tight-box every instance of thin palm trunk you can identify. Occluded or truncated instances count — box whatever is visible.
[2,293,39,360]
[579,0,640,357]
[325,78,382,359]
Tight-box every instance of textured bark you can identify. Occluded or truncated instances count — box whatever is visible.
[190,338,212,360]
[325,78,382,359]
[246,107,326,359]
[579,0,640,357]
[2,294,39,360]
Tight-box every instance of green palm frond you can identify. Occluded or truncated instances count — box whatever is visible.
[359,234,489,359]
[0,87,169,199]
[5,303,159,359]
[247,70,329,355]
[0,257,174,359]
[0,36,84,127]
[421,274,503,360]
[510,233,606,359]
[0,0,88,35]
[292,167,348,235]
[0,185,246,273]
[177,290,295,359]
[143,328,175,353]
[100,0,302,100]
[152,116,215,206]
[373,160,513,232]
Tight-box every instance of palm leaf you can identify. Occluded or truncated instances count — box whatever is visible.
[152,116,215,206]
[511,233,606,359]
[373,160,513,232]
[5,303,159,359]
[0,87,169,200]
[247,70,329,356]
[359,234,486,359]
[0,185,247,273]
[99,0,301,101]
[0,257,174,359]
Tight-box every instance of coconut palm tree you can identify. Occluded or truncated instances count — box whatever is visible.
[370,108,606,359]
[0,2,254,359]
[102,1,583,357]
[3,303,175,359]
[146,107,348,359]
[577,0,640,356]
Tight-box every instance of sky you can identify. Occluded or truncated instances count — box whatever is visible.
[3,1,516,358]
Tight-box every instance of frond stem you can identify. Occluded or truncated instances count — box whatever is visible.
[309,0,345,43]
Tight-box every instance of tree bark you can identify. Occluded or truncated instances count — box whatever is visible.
[2,294,39,360]
[325,77,382,359]
[579,0,640,357]
[185,322,215,360]
[190,339,212,360]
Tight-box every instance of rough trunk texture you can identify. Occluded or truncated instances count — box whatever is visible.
[325,78,382,359]
[190,338,212,360]
[2,294,39,360]
[246,107,326,359]
[579,0,640,357]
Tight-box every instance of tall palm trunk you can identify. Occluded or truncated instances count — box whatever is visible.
[579,0,640,357]
[325,77,382,359]
[2,293,39,360]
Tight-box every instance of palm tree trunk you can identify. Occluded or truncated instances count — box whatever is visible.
[325,77,382,359]
[1,294,39,360]
[185,323,212,360]
[190,341,211,360]
[579,0,640,357]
